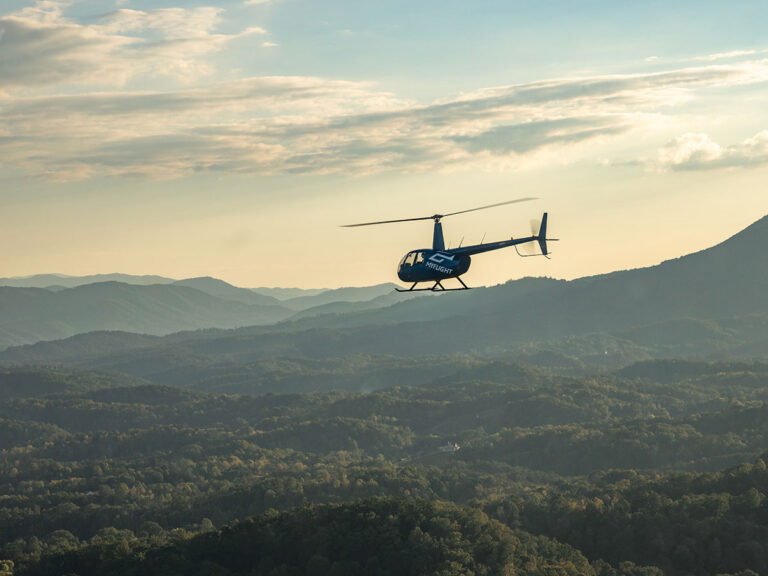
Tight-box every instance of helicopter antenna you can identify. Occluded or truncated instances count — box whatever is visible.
[480,232,486,245]
[341,197,537,227]
[458,236,464,248]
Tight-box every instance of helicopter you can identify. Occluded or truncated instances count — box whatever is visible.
[343,198,557,292]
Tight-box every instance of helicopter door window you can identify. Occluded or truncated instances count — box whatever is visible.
[415,252,424,264]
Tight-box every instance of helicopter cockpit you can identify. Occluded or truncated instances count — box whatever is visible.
[398,250,425,271]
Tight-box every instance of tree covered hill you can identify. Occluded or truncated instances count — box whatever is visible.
[20,499,599,576]
[2,366,768,575]
[0,368,145,403]
[491,456,768,576]
[0,280,418,353]
[3,310,768,392]
[0,282,295,350]
[171,276,282,307]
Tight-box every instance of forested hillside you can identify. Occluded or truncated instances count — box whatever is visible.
[2,364,768,575]
[22,499,599,576]
[0,280,413,351]
[0,283,293,349]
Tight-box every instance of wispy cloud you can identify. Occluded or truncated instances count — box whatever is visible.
[657,131,768,170]
[454,117,633,155]
[99,7,224,38]
[2,26,768,180]
[0,3,133,87]
[0,1,269,88]
[642,48,768,65]
[693,49,760,62]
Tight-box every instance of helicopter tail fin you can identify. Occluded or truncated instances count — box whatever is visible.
[536,212,549,256]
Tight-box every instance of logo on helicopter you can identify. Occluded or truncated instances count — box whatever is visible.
[428,253,455,265]
[425,262,453,274]
[425,253,455,274]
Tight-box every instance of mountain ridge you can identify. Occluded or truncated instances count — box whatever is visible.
[0,273,176,288]
[1,214,766,365]
[0,282,294,350]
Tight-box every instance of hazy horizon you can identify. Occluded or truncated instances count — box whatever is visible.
[2,210,764,290]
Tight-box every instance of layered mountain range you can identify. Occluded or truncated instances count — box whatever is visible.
[1,214,767,371]
[0,277,402,350]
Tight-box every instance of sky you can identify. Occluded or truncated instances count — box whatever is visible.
[1,0,768,288]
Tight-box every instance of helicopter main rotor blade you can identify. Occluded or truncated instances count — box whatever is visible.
[441,197,538,218]
[340,215,437,228]
[341,196,537,227]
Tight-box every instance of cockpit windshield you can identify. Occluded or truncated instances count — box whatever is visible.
[399,251,423,269]
[398,251,424,268]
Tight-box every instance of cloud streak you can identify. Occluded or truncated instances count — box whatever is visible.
[454,117,632,155]
[692,49,764,62]
[2,2,768,182]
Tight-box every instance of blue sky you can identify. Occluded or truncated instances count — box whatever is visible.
[1,0,767,287]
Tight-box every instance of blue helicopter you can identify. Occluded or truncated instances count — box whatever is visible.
[343,198,557,292]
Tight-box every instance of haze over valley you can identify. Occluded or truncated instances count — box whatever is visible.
[2,216,768,575]
[3,215,768,367]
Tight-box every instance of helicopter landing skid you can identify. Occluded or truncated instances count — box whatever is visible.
[396,278,470,292]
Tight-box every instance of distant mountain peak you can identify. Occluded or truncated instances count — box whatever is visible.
[174,276,236,287]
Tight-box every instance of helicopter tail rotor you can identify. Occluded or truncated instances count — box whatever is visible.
[516,212,558,258]
[536,212,560,256]
[537,213,549,256]
[518,218,541,256]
